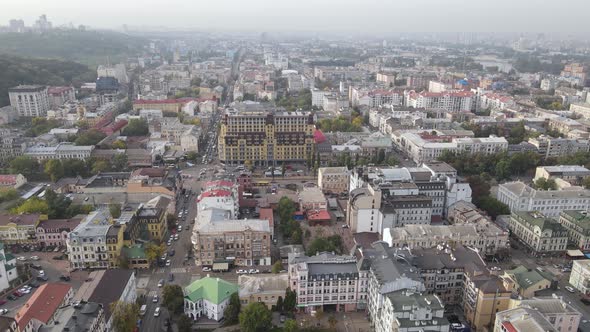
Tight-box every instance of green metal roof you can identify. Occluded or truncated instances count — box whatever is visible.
[122,245,146,259]
[561,211,590,230]
[506,265,552,289]
[512,211,565,232]
[4,253,15,262]
[5,264,15,271]
[184,277,238,305]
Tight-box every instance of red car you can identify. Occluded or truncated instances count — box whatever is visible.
[0,300,6,306]
[12,291,22,297]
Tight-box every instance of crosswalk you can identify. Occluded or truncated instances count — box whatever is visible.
[148,290,158,298]
[156,267,189,274]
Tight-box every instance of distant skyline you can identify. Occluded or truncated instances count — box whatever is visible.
[2,0,590,35]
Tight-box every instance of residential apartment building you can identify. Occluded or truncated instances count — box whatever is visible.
[238,274,289,310]
[559,211,590,251]
[508,212,568,254]
[0,213,44,245]
[24,143,94,161]
[318,167,349,195]
[463,272,511,331]
[184,276,239,321]
[35,217,82,247]
[534,165,590,186]
[192,209,271,266]
[413,245,486,305]
[218,110,315,166]
[383,290,449,332]
[405,91,473,112]
[66,210,112,269]
[8,85,50,117]
[47,86,75,108]
[501,266,553,298]
[288,252,368,313]
[379,195,433,228]
[496,181,590,218]
[528,135,590,159]
[384,221,509,256]
[134,206,167,242]
[569,259,590,294]
[45,301,105,332]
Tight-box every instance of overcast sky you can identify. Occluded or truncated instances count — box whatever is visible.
[2,0,589,34]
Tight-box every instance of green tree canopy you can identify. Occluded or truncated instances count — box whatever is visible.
[306,235,343,256]
[62,158,89,177]
[271,261,284,274]
[145,243,165,266]
[110,301,139,332]
[122,118,149,136]
[74,129,106,146]
[11,197,49,215]
[283,288,297,312]
[534,177,557,191]
[44,159,64,182]
[162,284,184,315]
[239,302,272,332]
[109,204,122,219]
[223,292,241,325]
[10,156,40,179]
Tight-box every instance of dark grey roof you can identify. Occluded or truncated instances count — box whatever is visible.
[87,269,134,321]
[366,242,422,284]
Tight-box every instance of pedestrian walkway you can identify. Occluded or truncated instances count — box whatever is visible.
[148,290,158,297]
[171,267,188,274]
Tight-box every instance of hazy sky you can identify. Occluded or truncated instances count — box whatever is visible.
[2,0,589,34]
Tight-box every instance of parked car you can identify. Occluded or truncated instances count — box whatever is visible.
[157,279,164,287]
[28,282,40,288]
[59,275,71,282]
[6,295,16,301]
[153,295,159,303]
[169,249,175,257]
[236,269,247,274]
[0,300,7,306]
[36,275,48,282]
[31,264,42,270]
[165,259,171,267]
[0,309,8,315]
[29,256,40,261]
[16,257,26,261]
[566,286,576,293]
[38,270,45,276]
[202,267,211,272]
[168,273,174,282]
[12,291,22,298]
[581,298,590,305]
[248,269,259,274]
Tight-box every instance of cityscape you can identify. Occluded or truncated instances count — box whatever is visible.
[0,2,590,332]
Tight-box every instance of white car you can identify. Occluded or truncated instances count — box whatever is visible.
[154,307,161,317]
[0,309,8,315]
[38,270,45,276]
[248,269,259,274]
[565,286,576,293]
[16,257,27,261]
[236,269,247,274]
[29,256,40,261]
[202,267,211,272]
[153,295,159,303]
[174,234,179,241]
[165,260,171,267]
[167,241,172,246]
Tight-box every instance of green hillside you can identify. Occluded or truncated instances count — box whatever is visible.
[0,30,146,67]
[0,55,95,106]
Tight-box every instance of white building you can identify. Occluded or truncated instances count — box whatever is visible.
[508,211,568,254]
[405,91,473,112]
[570,259,590,294]
[534,165,590,186]
[184,276,238,321]
[0,243,18,293]
[381,290,449,332]
[8,85,50,117]
[506,296,581,332]
[528,135,590,159]
[312,89,330,107]
[66,210,112,269]
[288,252,368,313]
[496,181,590,217]
[24,143,94,161]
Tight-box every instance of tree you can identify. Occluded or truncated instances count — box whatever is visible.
[278,197,296,224]
[74,129,106,146]
[223,292,241,325]
[45,189,73,219]
[0,188,18,203]
[314,310,324,327]
[271,261,284,274]
[117,255,129,269]
[145,243,165,266]
[10,156,40,178]
[534,177,557,191]
[44,159,64,182]
[110,301,139,332]
[239,302,272,332]
[162,284,184,315]
[177,314,193,332]
[583,177,590,189]
[91,160,110,174]
[112,154,128,171]
[281,163,286,177]
[476,196,510,220]
[275,296,284,312]
[377,149,386,164]
[328,315,337,330]
[62,159,89,177]
[283,288,297,312]
[112,140,127,149]
[11,198,49,215]
[110,204,122,219]
[306,235,343,256]
[495,160,511,181]
[186,151,198,162]
[122,118,149,136]
[284,319,298,332]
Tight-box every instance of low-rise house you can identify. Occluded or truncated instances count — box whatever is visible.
[184,276,239,321]
[317,167,349,195]
[298,187,327,211]
[507,296,581,332]
[508,212,568,254]
[0,213,45,245]
[534,165,590,186]
[494,307,557,332]
[501,266,553,298]
[238,274,289,309]
[15,283,73,332]
[0,174,27,189]
[121,244,150,269]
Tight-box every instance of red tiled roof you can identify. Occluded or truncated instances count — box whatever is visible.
[47,86,72,95]
[15,283,71,330]
[259,208,274,228]
[502,322,518,332]
[197,190,232,201]
[306,209,331,221]
[0,175,17,184]
[205,180,235,188]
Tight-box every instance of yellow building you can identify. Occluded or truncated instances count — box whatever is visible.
[135,207,167,242]
[501,266,553,298]
[218,110,315,166]
[106,224,125,268]
[463,272,512,331]
[0,213,46,244]
[132,99,183,113]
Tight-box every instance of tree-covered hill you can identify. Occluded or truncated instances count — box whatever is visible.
[0,54,96,106]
